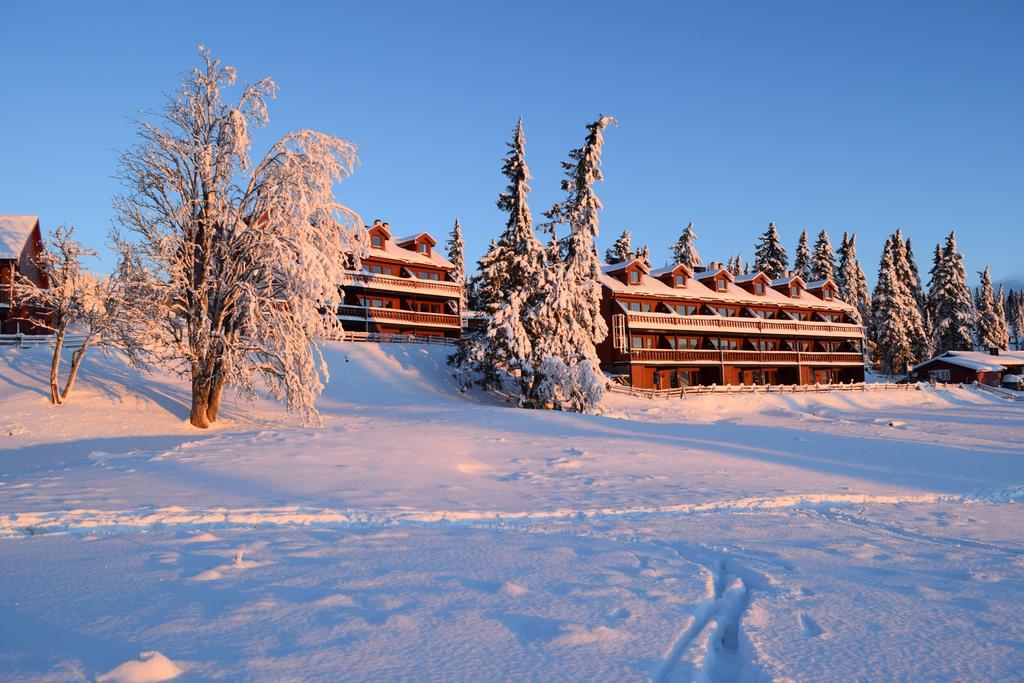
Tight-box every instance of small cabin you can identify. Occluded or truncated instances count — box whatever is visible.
[0,215,48,334]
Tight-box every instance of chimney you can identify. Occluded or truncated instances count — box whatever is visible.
[373,219,382,226]
[382,222,390,230]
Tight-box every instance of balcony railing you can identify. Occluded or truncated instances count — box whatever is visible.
[628,349,864,366]
[340,270,461,297]
[339,304,460,329]
[625,311,863,338]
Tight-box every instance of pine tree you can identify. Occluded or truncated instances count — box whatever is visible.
[835,232,871,324]
[445,218,466,310]
[871,237,916,375]
[810,229,835,282]
[726,254,743,276]
[793,230,812,281]
[1013,289,1024,350]
[529,115,616,412]
[975,266,1002,350]
[605,229,632,264]
[635,244,650,269]
[670,222,701,269]
[994,283,1010,349]
[928,231,975,353]
[889,230,931,362]
[450,118,543,392]
[753,222,788,279]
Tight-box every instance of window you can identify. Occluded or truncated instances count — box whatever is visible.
[755,282,765,295]
[360,297,393,309]
[627,301,653,313]
[417,302,442,314]
[708,337,740,350]
[630,335,655,349]
[371,234,383,248]
[370,264,384,274]
[789,310,811,321]
[752,339,779,351]
[674,304,698,315]
[710,306,738,317]
[674,274,687,287]
[416,270,440,280]
[823,288,833,300]
[750,309,775,319]
[820,340,840,351]
[418,243,429,254]
[791,340,812,352]
[667,336,700,349]
[716,278,727,291]
[790,286,800,298]
[929,369,951,382]
[629,270,640,284]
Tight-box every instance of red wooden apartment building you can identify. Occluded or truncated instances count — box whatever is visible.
[339,220,462,338]
[0,215,49,334]
[598,259,865,388]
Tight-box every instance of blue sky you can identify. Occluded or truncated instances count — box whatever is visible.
[1,1,1021,286]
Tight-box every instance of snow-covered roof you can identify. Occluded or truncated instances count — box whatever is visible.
[649,263,693,277]
[367,235,454,270]
[394,232,436,245]
[599,264,856,312]
[771,274,806,287]
[733,272,770,284]
[0,215,38,260]
[804,279,836,290]
[602,258,648,274]
[913,350,1024,373]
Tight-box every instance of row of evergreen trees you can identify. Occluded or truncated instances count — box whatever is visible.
[449,117,615,413]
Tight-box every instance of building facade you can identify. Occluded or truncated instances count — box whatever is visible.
[597,259,865,388]
[912,349,1024,386]
[0,215,48,334]
[339,220,462,338]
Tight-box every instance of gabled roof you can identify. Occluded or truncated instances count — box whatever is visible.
[0,215,39,260]
[395,232,437,247]
[912,350,1024,373]
[805,278,837,290]
[733,271,772,285]
[771,274,807,288]
[694,267,734,282]
[602,258,650,275]
[649,263,694,277]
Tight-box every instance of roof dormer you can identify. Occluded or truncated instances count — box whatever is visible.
[771,273,806,299]
[733,271,773,296]
[650,263,694,289]
[694,265,734,293]
[396,232,437,257]
[805,278,839,302]
[368,219,391,249]
[603,258,649,286]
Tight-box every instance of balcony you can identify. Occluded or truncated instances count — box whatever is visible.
[340,270,461,298]
[624,311,863,338]
[339,304,460,329]
[628,349,864,366]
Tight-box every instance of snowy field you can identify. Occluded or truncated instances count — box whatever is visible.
[1,343,1023,681]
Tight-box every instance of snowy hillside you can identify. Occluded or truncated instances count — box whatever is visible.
[1,343,1023,681]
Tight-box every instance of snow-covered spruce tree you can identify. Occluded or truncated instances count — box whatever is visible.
[114,48,365,428]
[449,117,543,394]
[605,229,632,264]
[974,267,1003,350]
[835,233,871,323]
[1014,290,1024,350]
[13,227,154,405]
[928,231,975,353]
[465,238,496,311]
[445,218,466,310]
[529,115,616,412]
[1008,288,1024,350]
[793,230,812,281]
[870,237,916,375]
[726,254,743,276]
[670,222,701,269]
[889,231,931,362]
[994,283,1010,350]
[753,222,788,279]
[811,229,835,282]
[635,244,650,269]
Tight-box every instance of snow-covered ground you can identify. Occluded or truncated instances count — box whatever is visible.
[1,343,1022,681]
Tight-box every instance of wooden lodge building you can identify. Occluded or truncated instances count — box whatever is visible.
[912,349,1024,387]
[0,215,48,335]
[339,220,462,338]
[597,259,866,389]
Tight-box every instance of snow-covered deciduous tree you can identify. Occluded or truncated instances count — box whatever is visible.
[13,227,152,405]
[634,244,650,269]
[445,218,466,310]
[835,232,871,324]
[605,229,632,264]
[670,222,701,269]
[793,230,812,281]
[810,229,835,282]
[114,48,365,428]
[974,267,1004,350]
[927,231,975,354]
[529,115,616,413]
[753,222,788,279]
[450,118,543,393]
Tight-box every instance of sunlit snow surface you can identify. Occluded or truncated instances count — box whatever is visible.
[1,343,1022,681]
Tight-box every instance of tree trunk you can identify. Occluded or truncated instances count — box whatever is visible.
[189,374,212,429]
[60,340,91,403]
[49,327,65,406]
[206,373,225,423]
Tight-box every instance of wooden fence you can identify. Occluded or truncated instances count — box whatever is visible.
[0,333,88,349]
[607,380,927,400]
[336,331,459,347]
